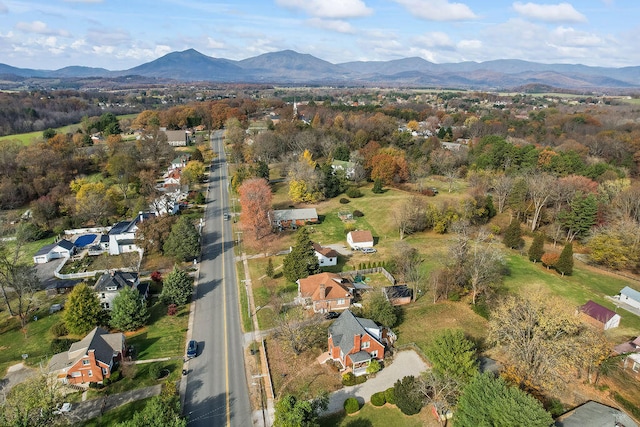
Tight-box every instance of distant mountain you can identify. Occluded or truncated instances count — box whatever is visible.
[1,49,640,90]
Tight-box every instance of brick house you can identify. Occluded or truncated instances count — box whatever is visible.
[48,327,125,385]
[272,208,318,230]
[327,310,393,376]
[296,272,352,313]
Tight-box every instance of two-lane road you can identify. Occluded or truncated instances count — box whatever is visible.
[183,130,252,426]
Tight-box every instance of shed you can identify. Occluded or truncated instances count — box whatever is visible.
[383,285,413,306]
[580,300,621,330]
[618,286,640,310]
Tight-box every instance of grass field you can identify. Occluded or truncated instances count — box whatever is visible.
[319,403,437,427]
[80,397,151,427]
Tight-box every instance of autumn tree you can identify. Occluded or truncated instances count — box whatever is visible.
[454,373,553,427]
[418,371,461,425]
[238,178,273,240]
[369,147,409,185]
[488,289,583,392]
[63,283,104,335]
[0,373,64,427]
[556,242,574,276]
[135,214,177,254]
[181,160,206,185]
[541,252,559,270]
[491,173,514,214]
[106,152,139,199]
[527,173,557,231]
[282,228,319,282]
[163,216,200,261]
[502,218,524,249]
[74,181,114,224]
[528,233,545,263]
[587,220,640,270]
[275,308,324,355]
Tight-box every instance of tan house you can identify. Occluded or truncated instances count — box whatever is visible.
[48,327,125,385]
[297,272,352,313]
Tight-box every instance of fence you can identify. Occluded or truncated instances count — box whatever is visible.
[340,267,396,285]
[261,339,275,399]
[64,227,111,235]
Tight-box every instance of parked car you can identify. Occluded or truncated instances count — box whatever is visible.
[324,311,340,319]
[361,247,377,254]
[223,213,230,220]
[54,403,72,415]
[187,340,198,358]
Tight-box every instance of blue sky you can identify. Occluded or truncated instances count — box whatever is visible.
[0,0,638,70]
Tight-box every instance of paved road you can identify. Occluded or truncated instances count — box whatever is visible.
[183,130,252,426]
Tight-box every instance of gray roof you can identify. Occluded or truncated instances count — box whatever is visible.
[94,271,139,292]
[555,401,638,427]
[272,208,318,222]
[350,350,373,364]
[383,285,413,299]
[620,286,640,302]
[35,242,57,256]
[48,327,124,372]
[329,310,382,356]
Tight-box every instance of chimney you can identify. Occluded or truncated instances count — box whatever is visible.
[353,334,361,352]
[319,283,326,299]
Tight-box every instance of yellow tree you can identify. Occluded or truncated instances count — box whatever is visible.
[407,120,419,132]
[76,182,113,224]
[181,160,206,185]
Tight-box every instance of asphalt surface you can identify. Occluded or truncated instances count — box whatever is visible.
[183,130,252,426]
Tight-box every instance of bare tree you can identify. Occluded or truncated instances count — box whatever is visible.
[491,173,514,214]
[275,308,324,355]
[527,173,557,231]
[418,371,462,425]
[464,229,505,305]
[394,196,427,240]
[392,242,425,301]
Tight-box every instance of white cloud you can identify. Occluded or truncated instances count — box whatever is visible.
[392,0,477,21]
[15,21,71,37]
[308,18,355,34]
[550,26,603,47]
[512,2,587,23]
[275,0,373,19]
[206,37,225,49]
[457,39,482,50]
[414,32,455,48]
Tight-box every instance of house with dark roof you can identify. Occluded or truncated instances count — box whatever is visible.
[383,285,413,306]
[618,286,640,310]
[94,271,147,310]
[107,212,153,255]
[579,300,621,330]
[614,336,640,355]
[33,239,75,264]
[326,310,394,376]
[297,272,352,313]
[45,279,80,297]
[48,327,125,385]
[272,208,318,230]
[346,230,374,250]
[554,400,637,427]
[162,129,190,147]
[313,242,338,267]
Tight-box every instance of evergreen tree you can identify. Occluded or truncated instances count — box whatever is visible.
[425,329,478,384]
[163,216,200,261]
[110,286,149,332]
[363,291,398,327]
[372,178,384,194]
[454,373,553,427]
[393,376,424,416]
[254,160,270,181]
[503,218,524,249]
[282,228,320,282]
[63,283,104,335]
[528,233,545,263]
[265,258,275,279]
[556,242,574,276]
[160,266,193,306]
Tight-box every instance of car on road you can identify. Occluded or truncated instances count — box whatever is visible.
[54,403,71,415]
[187,340,198,358]
[223,213,230,220]
[361,247,377,254]
[324,311,340,319]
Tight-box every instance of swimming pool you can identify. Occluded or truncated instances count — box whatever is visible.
[74,234,97,247]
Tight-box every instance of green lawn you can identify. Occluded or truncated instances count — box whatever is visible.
[320,403,434,427]
[126,300,190,360]
[79,397,151,427]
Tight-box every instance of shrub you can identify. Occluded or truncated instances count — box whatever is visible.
[50,338,76,354]
[541,253,559,269]
[346,187,363,198]
[384,387,396,405]
[367,359,381,375]
[339,198,350,204]
[545,398,564,417]
[342,372,356,386]
[355,375,367,384]
[344,223,356,234]
[371,392,386,406]
[448,292,461,302]
[167,303,178,316]
[150,271,163,283]
[194,192,206,204]
[372,179,384,194]
[50,321,68,337]
[352,210,364,217]
[104,370,121,386]
[148,363,162,380]
[394,376,424,416]
[344,397,360,414]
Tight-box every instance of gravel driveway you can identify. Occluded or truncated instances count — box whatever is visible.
[321,350,429,415]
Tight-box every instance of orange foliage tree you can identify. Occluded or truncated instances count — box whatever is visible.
[238,178,273,241]
[369,147,409,185]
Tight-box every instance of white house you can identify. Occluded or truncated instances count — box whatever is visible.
[94,271,147,310]
[623,353,640,375]
[331,160,356,180]
[107,212,153,255]
[618,286,640,310]
[346,230,374,250]
[313,243,338,267]
[33,239,76,264]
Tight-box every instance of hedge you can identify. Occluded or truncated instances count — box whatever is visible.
[385,387,396,405]
[371,392,386,406]
[344,397,360,414]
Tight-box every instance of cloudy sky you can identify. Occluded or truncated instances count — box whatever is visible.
[0,0,638,70]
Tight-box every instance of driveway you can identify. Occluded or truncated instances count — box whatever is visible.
[0,363,37,400]
[321,350,429,415]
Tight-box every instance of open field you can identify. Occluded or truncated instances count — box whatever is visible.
[79,397,151,427]
[320,403,438,427]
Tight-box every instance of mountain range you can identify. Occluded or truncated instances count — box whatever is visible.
[1,49,639,91]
